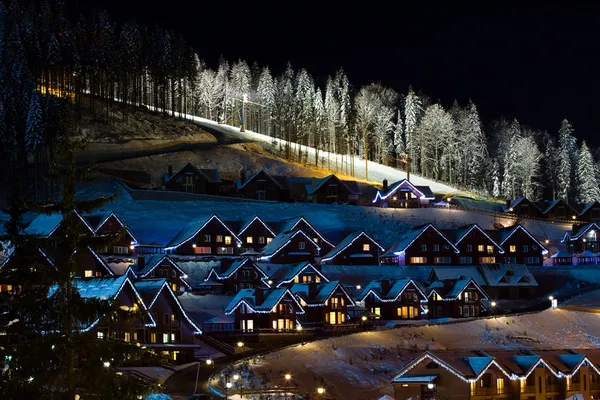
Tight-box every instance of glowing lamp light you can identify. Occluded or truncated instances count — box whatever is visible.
[226,382,233,389]
[356,285,361,290]
[491,301,497,307]
[206,359,213,365]
[267,280,273,285]
[572,215,577,220]
[393,196,397,201]
[296,325,303,331]
[548,295,554,301]
[545,239,550,244]
[103,361,111,368]
[192,244,197,248]
[233,374,240,381]
[237,341,244,348]
[285,373,292,380]
[361,316,368,321]
[237,243,241,248]
[129,244,134,250]
[317,387,325,394]
[182,274,188,279]
[222,247,226,251]
[428,383,435,389]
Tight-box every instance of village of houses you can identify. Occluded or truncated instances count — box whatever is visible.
[4,162,600,400]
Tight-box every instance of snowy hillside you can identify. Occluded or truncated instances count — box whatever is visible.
[182,114,460,193]
[236,309,600,400]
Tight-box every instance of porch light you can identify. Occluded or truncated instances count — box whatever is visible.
[548,296,554,301]
[268,280,273,285]
[206,359,213,365]
[356,285,361,290]
[192,244,197,248]
[393,196,397,201]
[226,382,232,389]
[237,341,244,348]
[572,215,577,220]
[491,301,497,307]
[233,374,240,381]
[545,239,549,244]
[509,207,514,212]
[361,316,368,321]
[103,361,110,368]
[317,387,325,394]
[285,374,292,380]
[296,325,303,331]
[129,245,134,250]
[428,383,435,389]
[237,243,241,248]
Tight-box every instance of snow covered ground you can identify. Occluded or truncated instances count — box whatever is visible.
[179,113,459,193]
[235,309,600,400]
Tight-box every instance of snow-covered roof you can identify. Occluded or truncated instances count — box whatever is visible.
[102,255,136,276]
[477,264,538,287]
[164,214,241,250]
[577,251,597,258]
[173,256,222,288]
[383,224,459,257]
[372,179,435,204]
[178,293,234,325]
[541,199,577,216]
[427,278,488,300]
[237,215,277,237]
[290,281,355,306]
[551,250,573,258]
[277,216,334,248]
[224,287,305,315]
[307,174,361,196]
[321,231,384,262]
[489,224,547,252]
[26,210,97,237]
[264,262,329,287]
[83,246,115,276]
[206,257,269,281]
[446,224,504,253]
[430,266,487,287]
[258,229,320,260]
[357,278,426,302]
[579,201,600,216]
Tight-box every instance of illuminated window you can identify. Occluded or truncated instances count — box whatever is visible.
[124,332,131,342]
[487,245,494,254]
[247,236,253,244]
[478,245,484,252]
[163,333,170,343]
[497,378,504,394]
[410,257,427,264]
[363,243,370,251]
[432,293,443,301]
[266,237,273,244]
[294,276,300,283]
[97,331,105,339]
[216,235,223,243]
[480,257,496,264]
[433,256,451,264]
[95,271,102,277]
[151,333,157,343]
[510,245,516,253]
[313,237,319,244]
[371,307,381,316]
[84,270,93,278]
[225,236,232,245]
[194,246,211,254]
[315,276,321,283]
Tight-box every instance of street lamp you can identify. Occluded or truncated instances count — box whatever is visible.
[225,382,232,399]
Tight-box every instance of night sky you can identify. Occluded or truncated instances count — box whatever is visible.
[82,0,599,145]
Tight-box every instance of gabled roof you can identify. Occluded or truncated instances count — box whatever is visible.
[503,197,541,213]
[357,278,426,302]
[307,174,361,195]
[205,257,269,282]
[258,230,320,261]
[91,211,139,244]
[427,278,488,300]
[372,179,435,203]
[0,247,55,271]
[447,224,504,254]
[577,250,597,258]
[488,224,547,253]
[551,250,573,258]
[135,255,191,289]
[290,281,355,306]
[265,262,330,287]
[237,215,277,237]
[383,224,459,257]
[579,200,600,216]
[321,231,384,262]
[164,162,221,184]
[277,216,334,248]
[541,199,577,216]
[164,214,241,250]
[224,287,305,315]
[134,279,202,334]
[236,169,290,190]
[477,264,538,287]
[429,266,487,287]
[567,222,600,241]
[82,246,115,276]
[26,209,95,237]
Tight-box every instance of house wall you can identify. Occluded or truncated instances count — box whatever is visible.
[173,218,238,256]
[581,206,600,223]
[75,249,109,278]
[95,215,135,255]
[403,229,456,266]
[514,201,542,218]
[235,297,298,331]
[220,265,264,294]
[393,362,471,400]
[365,287,423,320]
[268,235,319,264]
[485,286,534,300]
[311,177,352,204]
[239,220,276,252]
[164,165,213,195]
[455,229,502,265]
[500,229,543,265]
[323,236,381,265]
[145,260,187,293]
[93,285,149,343]
[238,172,286,201]
[289,220,334,255]
[544,202,576,221]
[428,286,482,319]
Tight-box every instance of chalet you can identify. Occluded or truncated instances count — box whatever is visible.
[236,169,291,201]
[372,179,434,208]
[296,175,362,205]
[162,163,221,195]
[257,230,321,263]
[277,216,335,255]
[381,224,459,266]
[135,255,191,293]
[263,262,329,288]
[579,200,600,223]
[392,350,600,400]
[26,209,95,239]
[74,246,116,278]
[540,199,578,221]
[551,250,574,265]
[443,224,504,265]
[290,281,355,326]
[487,225,547,265]
[85,211,138,256]
[357,278,426,320]
[0,247,55,293]
[320,231,384,265]
[134,279,202,362]
[477,263,537,299]
[164,214,241,256]
[563,222,600,254]
[224,287,305,332]
[48,275,156,342]
[503,197,542,218]
[204,258,269,294]
[236,215,277,253]
[426,278,487,319]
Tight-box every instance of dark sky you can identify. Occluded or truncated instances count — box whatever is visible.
[82,0,599,145]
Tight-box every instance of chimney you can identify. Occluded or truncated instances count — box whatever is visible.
[137,255,146,269]
[381,279,391,296]
[383,179,388,193]
[168,165,173,177]
[308,282,318,299]
[312,177,316,190]
[254,287,265,305]
[240,170,246,183]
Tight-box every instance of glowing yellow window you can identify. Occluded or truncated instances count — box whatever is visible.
[510,245,516,253]
[84,270,93,278]
[478,245,484,252]
[150,333,157,343]
[266,237,273,244]
[246,236,253,244]
[124,332,131,342]
[363,244,370,251]
[225,236,232,245]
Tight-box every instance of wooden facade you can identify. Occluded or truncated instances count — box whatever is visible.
[491,225,546,266]
[165,214,241,256]
[236,170,291,202]
[427,279,487,319]
[382,224,459,266]
[74,246,115,278]
[136,255,190,293]
[447,225,504,266]
[541,199,578,221]
[564,223,600,254]
[258,230,321,264]
[278,217,335,256]
[359,279,426,320]
[163,163,221,195]
[237,216,277,253]
[205,258,269,294]
[306,175,361,205]
[291,281,354,326]
[320,231,384,265]
[372,179,434,209]
[579,201,600,223]
[92,213,137,256]
[505,197,543,218]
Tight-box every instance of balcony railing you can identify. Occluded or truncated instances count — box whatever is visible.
[471,387,496,396]
[546,384,560,393]
[520,385,536,394]
[567,383,581,392]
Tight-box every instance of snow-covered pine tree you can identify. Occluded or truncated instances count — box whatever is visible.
[576,140,600,203]
[557,119,577,200]
[324,77,339,170]
[417,103,454,180]
[394,110,405,163]
[404,86,422,174]
[492,159,501,197]
[313,87,325,166]
[25,91,43,154]
[256,67,276,136]
[294,69,314,161]
[215,59,230,122]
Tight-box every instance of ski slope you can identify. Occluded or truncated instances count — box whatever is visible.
[182,114,459,193]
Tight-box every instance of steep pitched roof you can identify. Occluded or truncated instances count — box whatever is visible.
[430,266,487,287]
[164,162,221,184]
[91,211,139,243]
[427,278,488,300]
[258,230,320,261]
[224,287,305,315]
[81,246,115,276]
[236,169,290,190]
[579,201,600,216]
[265,262,329,287]
[488,224,547,252]
[290,281,355,306]
[383,224,459,257]
[321,231,384,262]
[205,257,269,281]
[26,209,94,237]
[477,264,538,287]
[277,216,333,247]
[135,255,191,289]
[357,278,426,302]
[447,224,504,253]
[372,179,435,203]
[237,215,277,237]
[164,214,241,250]
[541,199,577,216]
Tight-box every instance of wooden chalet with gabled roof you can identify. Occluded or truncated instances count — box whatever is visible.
[236,169,291,201]
[26,209,95,240]
[381,224,459,266]
[562,222,600,254]
[134,278,202,363]
[306,174,362,205]
[503,197,542,218]
[204,257,270,294]
[540,199,578,221]
[277,216,335,255]
[162,162,221,195]
[443,224,505,265]
[224,287,305,332]
[164,214,241,256]
[372,179,435,208]
[84,211,138,256]
[357,278,426,320]
[263,261,329,288]
[320,231,384,265]
[257,230,321,263]
[477,263,538,299]
[290,281,355,326]
[487,224,547,265]
[134,254,191,293]
[579,200,600,223]
[74,246,115,278]
[48,275,156,342]
[0,247,55,293]
[236,215,277,253]
[426,277,488,319]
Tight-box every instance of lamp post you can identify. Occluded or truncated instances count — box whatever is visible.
[240,94,248,132]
